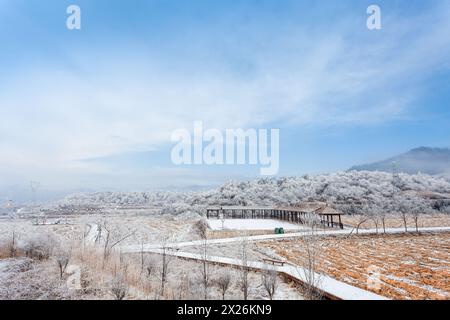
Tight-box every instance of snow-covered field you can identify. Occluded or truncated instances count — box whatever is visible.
[1,210,449,300]
[0,214,309,300]
[126,253,305,300]
[207,219,307,231]
[0,213,203,247]
[259,232,450,300]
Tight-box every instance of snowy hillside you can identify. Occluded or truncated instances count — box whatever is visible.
[60,171,450,215]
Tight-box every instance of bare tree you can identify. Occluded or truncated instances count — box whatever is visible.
[380,198,396,234]
[80,224,91,261]
[194,219,212,300]
[297,213,322,300]
[261,268,278,300]
[215,271,232,300]
[379,210,387,234]
[110,275,129,300]
[396,200,409,232]
[400,211,408,232]
[368,202,384,234]
[99,221,136,264]
[411,211,420,233]
[193,219,209,239]
[355,213,368,235]
[409,198,428,233]
[199,244,212,299]
[117,251,129,276]
[24,233,57,260]
[146,256,157,278]
[176,272,191,300]
[158,238,172,298]
[371,215,380,234]
[139,234,149,274]
[9,231,18,258]
[55,250,71,279]
[142,255,158,298]
[239,235,250,300]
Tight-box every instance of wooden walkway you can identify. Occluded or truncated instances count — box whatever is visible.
[133,248,389,300]
[207,206,344,229]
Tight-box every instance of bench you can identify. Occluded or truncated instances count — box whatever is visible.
[262,258,285,266]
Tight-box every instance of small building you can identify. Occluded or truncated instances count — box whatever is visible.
[313,205,343,229]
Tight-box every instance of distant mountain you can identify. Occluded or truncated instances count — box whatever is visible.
[350,147,450,175]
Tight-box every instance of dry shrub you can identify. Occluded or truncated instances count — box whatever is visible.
[0,232,21,259]
[55,251,70,279]
[109,275,129,300]
[70,244,153,299]
[21,234,59,260]
[0,240,11,259]
[0,258,72,300]
[215,271,232,300]
[193,219,209,239]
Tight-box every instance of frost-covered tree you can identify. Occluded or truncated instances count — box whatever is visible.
[404,197,430,232]
[110,275,128,300]
[59,171,447,218]
[158,237,173,298]
[296,213,322,300]
[98,220,136,264]
[195,220,212,300]
[261,268,278,300]
[239,236,250,300]
[55,250,70,279]
[215,271,232,300]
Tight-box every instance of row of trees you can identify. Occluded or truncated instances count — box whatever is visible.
[192,220,279,300]
[343,195,434,234]
[83,219,278,300]
[107,240,279,300]
[60,171,450,217]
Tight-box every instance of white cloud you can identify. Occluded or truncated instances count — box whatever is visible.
[0,2,449,188]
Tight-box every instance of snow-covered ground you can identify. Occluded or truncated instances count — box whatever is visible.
[138,248,388,300]
[208,219,308,231]
[0,259,9,281]
[1,212,448,300]
[122,226,450,252]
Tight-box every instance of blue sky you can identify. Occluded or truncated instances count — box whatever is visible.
[0,0,449,194]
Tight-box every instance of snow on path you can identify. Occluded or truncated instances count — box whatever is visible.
[130,248,389,300]
[208,219,307,231]
[121,226,450,252]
